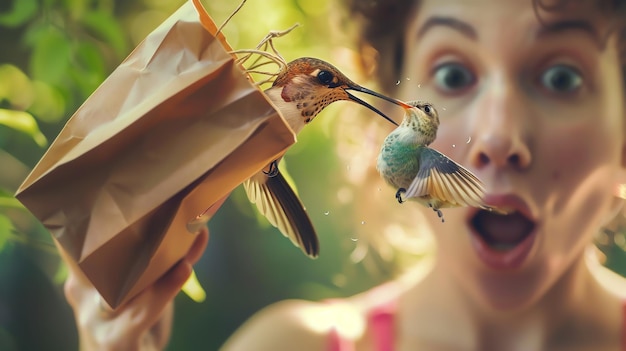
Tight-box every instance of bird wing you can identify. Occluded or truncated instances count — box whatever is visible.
[403,147,488,209]
[243,170,319,257]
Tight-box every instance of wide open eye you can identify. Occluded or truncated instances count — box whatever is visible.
[317,70,335,86]
[433,62,475,93]
[540,64,582,94]
[418,103,435,117]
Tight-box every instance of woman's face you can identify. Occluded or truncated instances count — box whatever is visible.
[398,0,626,309]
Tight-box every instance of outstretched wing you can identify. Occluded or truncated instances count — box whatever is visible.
[243,170,319,257]
[403,147,488,209]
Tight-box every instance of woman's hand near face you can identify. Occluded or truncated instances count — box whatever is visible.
[64,227,209,351]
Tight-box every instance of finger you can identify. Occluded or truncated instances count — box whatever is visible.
[122,258,193,335]
[63,272,81,307]
[148,299,174,349]
[60,247,95,306]
[64,270,100,311]
[185,227,209,265]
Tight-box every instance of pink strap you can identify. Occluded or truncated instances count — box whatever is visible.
[327,327,355,351]
[369,300,396,351]
[326,299,396,351]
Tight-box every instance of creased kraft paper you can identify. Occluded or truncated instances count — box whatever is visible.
[16,0,295,308]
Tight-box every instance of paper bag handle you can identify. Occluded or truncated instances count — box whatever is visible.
[192,0,233,52]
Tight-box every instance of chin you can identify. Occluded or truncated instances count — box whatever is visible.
[470,266,551,311]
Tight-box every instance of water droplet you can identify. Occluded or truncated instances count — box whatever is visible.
[452,144,456,148]
[417,84,421,88]
[406,77,411,81]
[395,80,401,85]
[351,237,358,242]
[466,136,472,144]
[442,107,446,111]
[324,211,330,216]
[361,221,366,225]
[377,187,382,192]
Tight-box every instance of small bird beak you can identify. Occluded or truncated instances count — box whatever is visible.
[345,85,413,126]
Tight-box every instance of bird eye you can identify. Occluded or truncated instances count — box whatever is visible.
[317,70,335,86]
[419,104,433,115]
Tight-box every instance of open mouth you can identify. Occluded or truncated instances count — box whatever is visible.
[471,210,535,252]
[467,197,537,270]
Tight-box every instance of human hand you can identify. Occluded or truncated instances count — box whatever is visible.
[63,195,227,351]
[64,226,209,351]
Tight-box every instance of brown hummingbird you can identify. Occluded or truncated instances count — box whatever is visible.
[245,57,409,257]
[377,101,494,222]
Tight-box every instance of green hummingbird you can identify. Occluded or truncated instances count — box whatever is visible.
[376,101,492,222]
[245,57,407,257]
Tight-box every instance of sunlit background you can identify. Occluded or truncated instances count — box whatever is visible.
[1,0,626,350]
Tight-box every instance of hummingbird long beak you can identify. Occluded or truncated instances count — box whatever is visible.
[345,85,413,126]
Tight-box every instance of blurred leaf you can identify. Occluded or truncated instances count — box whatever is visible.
[0,189,24,210]
[182,269,206,303]
[279,160,298,196]
[42,0,58,7]
[0,0,37,28]
[0,64,34,109]
[62,0,88,20]
[0,214,15,252]
[76,41,106,77]
[23,21,49,47]
[28,81,66,123]
[29,29,72,85]
[53,260,68,284]
[0,109,47,147]
[79,11,127,58]
[68,41,107,95]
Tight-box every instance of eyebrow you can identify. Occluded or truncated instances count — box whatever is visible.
[535,19,601,47]
[416,16,477,40]
[416,16,601,47]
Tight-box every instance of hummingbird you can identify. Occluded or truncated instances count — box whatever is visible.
[376,101,492,222]
[244,57,408,258]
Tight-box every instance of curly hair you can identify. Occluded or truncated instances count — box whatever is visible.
[336,0,626,266]
[342,0,626,93]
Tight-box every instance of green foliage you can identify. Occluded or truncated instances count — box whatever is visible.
[0,189,24,210]
[79,11,127,58]
[0,0,37,28]
[0,0,131,255]
[0,213,15,252]
[0,109,47,147]
[0,1,132,348]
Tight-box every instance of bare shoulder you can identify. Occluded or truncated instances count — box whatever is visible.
[220,299,359,351]
[588,251,626,299]
[219,273,420,351]
[594,265,626,299]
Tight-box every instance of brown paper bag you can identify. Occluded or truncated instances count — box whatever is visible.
[15,0,295,308]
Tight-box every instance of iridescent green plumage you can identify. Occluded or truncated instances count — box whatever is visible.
[377,101,491,221]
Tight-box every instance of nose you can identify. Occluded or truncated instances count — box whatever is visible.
[468,77,532,171]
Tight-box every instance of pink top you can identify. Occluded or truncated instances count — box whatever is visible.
[328,300,626,350]
[327,299,396,351]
